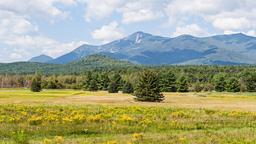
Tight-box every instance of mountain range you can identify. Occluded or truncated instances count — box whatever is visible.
[31,31,256,65]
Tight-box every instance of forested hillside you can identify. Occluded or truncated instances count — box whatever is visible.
[0,55,137,75]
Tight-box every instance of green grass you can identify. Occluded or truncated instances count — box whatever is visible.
[1,89,256,143]
[0,105,256,143]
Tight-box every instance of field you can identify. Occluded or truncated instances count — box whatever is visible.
[1,89,256,143]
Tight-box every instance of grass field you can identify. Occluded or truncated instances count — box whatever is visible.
[0,89,256,143]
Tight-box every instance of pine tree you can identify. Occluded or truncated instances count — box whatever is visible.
[160,71,176,92]
[176,75,189,92]
[98,73,110,90]
[30,73,42,92]
[88,79,98,91]
[244,72,256,92]
[134,70,164,102]
[122,82,134,94]
[83,72,92,91]
[108,81,119,93]
[213,73,226,92]
[111,73,123,90]
[225,77,240,92]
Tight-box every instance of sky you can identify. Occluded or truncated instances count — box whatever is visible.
[0,0,256,62]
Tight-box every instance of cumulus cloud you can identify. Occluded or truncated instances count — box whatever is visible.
[82,0,123,22]
[173,24,208,37]
[0,0,84,62]
[91,21,124,43]
[119,0,164,24]
[0,10,37,35]
[82,0,164,23]
[0,0,76,19]
[213,17,252,31]
[165,0,256,34]
[1,35,85,62]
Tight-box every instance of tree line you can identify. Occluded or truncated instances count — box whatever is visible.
[1,66,256,93]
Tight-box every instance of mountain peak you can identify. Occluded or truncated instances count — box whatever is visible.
[130,31,152,37]
[125,31,155,44]
[29,54,53,63]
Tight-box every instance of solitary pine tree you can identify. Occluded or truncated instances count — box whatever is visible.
[122,82,134,94]
[134,70,164,102]
[225,77,240,92]
[176,75,189,92]
[31,73,42,92]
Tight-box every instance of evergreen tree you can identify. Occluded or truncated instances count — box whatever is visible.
[30,73,42,92]
[88,79,98,91]
[122,82,134,94]
[176,75,189,92]
[98,73,110,90]
[134,70,164,102]
[83,72,92,90]
[108,81,119,93]
[244,72,256,92]
[213,73,226,92]
[112,73,123,90]
[225,77,240,92]
[160,71,176,92]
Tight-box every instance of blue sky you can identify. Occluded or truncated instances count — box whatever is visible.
[0,0,256,62]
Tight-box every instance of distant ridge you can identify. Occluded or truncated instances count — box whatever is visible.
[29,54,53,63]
[2,54,136,74]
[31,32,256,65]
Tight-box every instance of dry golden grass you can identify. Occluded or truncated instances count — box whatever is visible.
[1,89,256,111]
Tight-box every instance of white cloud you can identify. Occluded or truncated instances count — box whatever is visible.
[0,0,81,62]
[82,0,164,23]
[1,35,85,62]
[82,0,123,22]
[213,17,252,31]
[165,0,256,33]
[173,24,208,37]
[0,10,37,35]
[122,9,161,24]
[0,0,76,19]
[119,0,163,24]
[246,30,256,37]
[91,21,124,43]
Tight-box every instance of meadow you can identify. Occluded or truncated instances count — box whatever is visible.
[1,89,256,143]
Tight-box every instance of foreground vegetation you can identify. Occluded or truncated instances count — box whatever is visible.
[1,104,256,144]
[0,89,256,143]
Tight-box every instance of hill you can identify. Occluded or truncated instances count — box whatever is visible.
[0,55,136,74]
[48,32,256,65]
